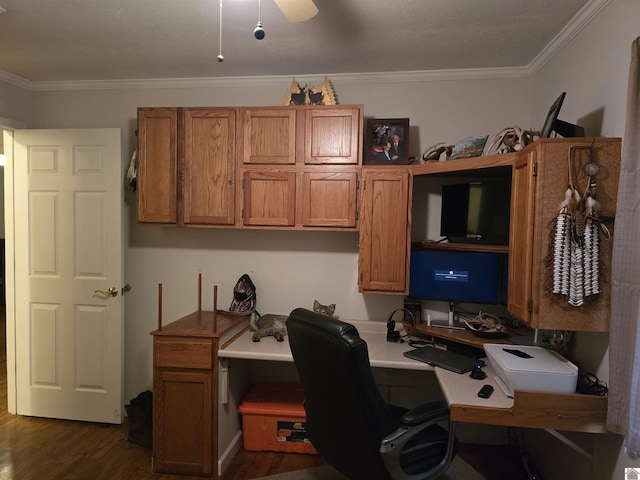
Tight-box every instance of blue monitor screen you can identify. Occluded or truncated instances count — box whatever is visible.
[409,249,502,305]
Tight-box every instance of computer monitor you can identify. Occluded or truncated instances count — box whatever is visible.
[409,249,506,328]
[409,249,501,305]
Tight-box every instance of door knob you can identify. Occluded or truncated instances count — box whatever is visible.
[94,287,119,297]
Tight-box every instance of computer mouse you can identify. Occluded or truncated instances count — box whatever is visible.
[470,367,487,380]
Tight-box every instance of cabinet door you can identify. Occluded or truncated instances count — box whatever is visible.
[240,108,297,165]
[305,107,362,165]
[183,108,236,226]
[243,170,296,226]
[153,370,213,475]
[300,171,358,228]
[508,149,537,323]
[137,107,177,224]
[359,169,410,293]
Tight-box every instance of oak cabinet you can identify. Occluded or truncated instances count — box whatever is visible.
[304,107,361,165]
[240,108,297,165]
[151,311,246,476]
[183,108,237,226]
[239,105,363,229]
[358,168,411,293]
[138,105,363,231]
[300,171,358,228]
[137,107,238,227]
[153,369,213,475]
[508,138,621,331]
[242,170,297,227]
[137,107,178,224]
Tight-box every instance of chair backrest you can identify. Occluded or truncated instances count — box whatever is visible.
[287,308,399,480]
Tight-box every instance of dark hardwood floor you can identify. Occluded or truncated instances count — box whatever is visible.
[0,308,526,479]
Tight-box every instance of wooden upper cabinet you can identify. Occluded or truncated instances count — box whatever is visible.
[137,104,363,231]
[305,107,362,165]
[300,171,358,228]
[359,168,411,294]
[239,105,363,230]
[182,108,236,226]
[240,108,297,165]
[243,170,296,227]
[137,107,178,224]
[508,138,621,332]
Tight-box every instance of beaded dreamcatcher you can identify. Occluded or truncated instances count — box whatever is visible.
[550,143,610,306]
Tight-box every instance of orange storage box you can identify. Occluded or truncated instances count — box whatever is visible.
[238,383,317,454]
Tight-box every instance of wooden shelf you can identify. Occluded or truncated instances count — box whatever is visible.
[450,390,608,433]
[406,321,531,350]
[411,241,509,254]
[410,152,515,176]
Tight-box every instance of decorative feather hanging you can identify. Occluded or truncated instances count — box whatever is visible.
[550,144,608,307]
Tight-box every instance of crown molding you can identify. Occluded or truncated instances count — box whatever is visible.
[10,66,532,93]
[0,69,33,90]
[527,0,612,73]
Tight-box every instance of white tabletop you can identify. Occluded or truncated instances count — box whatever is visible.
[435,363,514,410]
[219,319,513,410]
[219,320,431,370]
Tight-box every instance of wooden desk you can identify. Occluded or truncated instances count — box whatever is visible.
[221,320,608,434]
[151,311,248,476]
[435,365,608,434]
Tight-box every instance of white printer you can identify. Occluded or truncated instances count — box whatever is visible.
[484,343,578,398]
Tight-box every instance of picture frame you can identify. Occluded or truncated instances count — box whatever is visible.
[364,118,410,165]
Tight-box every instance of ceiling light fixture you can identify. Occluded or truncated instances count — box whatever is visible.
[254,0,265,40]
[216,0,224,62]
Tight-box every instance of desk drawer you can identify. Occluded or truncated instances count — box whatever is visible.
[155,338,213,369]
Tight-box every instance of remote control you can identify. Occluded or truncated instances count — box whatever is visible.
[478,384,494,398]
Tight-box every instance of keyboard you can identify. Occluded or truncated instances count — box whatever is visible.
[404,345,485,374]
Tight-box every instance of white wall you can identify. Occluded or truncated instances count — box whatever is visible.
[529,0,640,478]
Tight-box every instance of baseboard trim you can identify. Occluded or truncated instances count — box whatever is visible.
[218,430,243,476]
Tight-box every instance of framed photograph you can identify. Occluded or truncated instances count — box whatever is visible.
[449,135,489,159]
[364,118,410,165]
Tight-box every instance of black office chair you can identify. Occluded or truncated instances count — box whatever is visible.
[286,308,457,480]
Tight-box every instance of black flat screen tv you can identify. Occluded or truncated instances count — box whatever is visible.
[409,249,505,305]
[440,179,511,245]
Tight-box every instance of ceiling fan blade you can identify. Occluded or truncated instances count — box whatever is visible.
[273,0,318,22]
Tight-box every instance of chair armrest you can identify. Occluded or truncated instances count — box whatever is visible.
[401,401,449,427]
[380,403,456,480]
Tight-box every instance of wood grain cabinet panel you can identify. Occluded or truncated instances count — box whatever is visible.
[243,170,297,227]
[358,168,411,293]
[137,107,177,224]
[300,171,358,228]
[304,107,361,165]
[183,108,236,226]
[240,108,297,165]
[153,369,213,475]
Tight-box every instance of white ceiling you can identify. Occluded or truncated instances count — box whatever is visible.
[0,0,603,84]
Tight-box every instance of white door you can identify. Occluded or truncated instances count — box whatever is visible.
[9,128,124,424]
